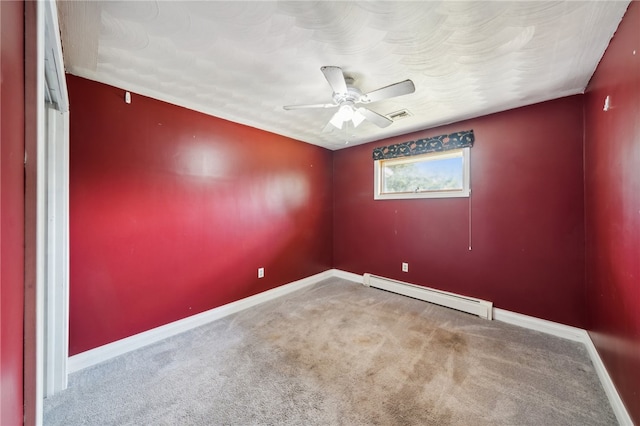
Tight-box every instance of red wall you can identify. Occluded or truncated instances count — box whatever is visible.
[68,76,333,355]
[0,1,25,424]
[584,2,639,422]
[334,96,586,327]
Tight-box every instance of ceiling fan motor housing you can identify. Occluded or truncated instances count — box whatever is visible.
[333,85,362,105]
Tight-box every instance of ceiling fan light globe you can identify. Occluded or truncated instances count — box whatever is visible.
[329,113,344,129]
[352,110,366,127]
[337,104,354,121]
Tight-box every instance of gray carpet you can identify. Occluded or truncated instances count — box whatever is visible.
[44,278,617,425]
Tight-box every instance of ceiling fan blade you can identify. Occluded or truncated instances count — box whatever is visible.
[360,79,415,103]
[357,107,393,128]
[321,66,348,95]
[283,103,336,110]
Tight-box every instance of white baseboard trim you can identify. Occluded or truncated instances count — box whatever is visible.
[493,308,586,342]
[68,269,334,373]
[582,332,633,426]
[330,269,363,283]
[493,308,632,425]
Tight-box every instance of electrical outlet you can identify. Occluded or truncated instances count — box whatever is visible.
[258,267,264,278]
[402,262,409,272]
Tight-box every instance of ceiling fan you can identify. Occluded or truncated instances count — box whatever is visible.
[283,66,415,132]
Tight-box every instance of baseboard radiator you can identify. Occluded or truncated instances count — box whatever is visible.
[363,273,493,320]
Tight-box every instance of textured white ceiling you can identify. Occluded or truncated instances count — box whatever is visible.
[57,1,629,150]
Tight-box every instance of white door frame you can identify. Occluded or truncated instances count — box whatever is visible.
[43,105,69,397]
[41,0,70,403]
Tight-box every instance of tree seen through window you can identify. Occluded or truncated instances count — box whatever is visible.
[383,156,463,193]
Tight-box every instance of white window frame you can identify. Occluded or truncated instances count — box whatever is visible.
[374,147,470,200]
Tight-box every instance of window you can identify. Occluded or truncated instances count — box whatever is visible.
[374,148,470,200]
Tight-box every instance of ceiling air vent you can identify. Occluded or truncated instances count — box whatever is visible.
[386,109,412,121]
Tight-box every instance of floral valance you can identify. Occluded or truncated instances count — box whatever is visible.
[372,130,474,160]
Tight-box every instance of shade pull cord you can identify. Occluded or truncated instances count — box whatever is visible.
[468,188,473,251]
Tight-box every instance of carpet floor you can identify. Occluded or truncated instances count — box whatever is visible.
[44,278,616,425]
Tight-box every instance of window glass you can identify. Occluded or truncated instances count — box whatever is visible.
[374,148,470,200]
